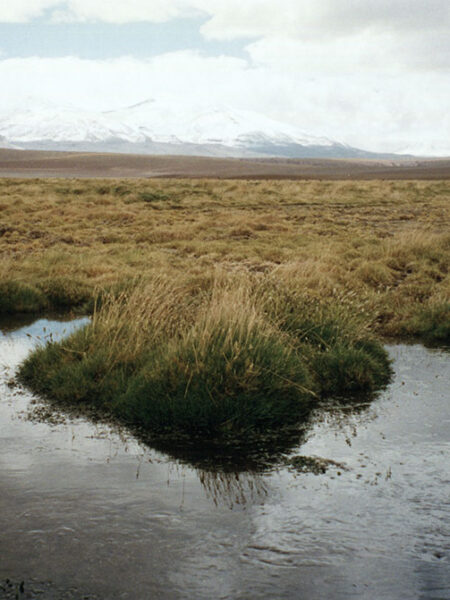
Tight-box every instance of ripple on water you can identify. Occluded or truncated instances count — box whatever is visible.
[0,319,449,600]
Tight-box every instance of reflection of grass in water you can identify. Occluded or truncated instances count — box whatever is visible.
[285,455,348,475]
[18,274,391,437]
[197,470,268,509]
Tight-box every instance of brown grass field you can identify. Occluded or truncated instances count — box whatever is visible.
[1,177,449,341]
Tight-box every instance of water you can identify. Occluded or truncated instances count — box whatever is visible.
[0,318,449,599]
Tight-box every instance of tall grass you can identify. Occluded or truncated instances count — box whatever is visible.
[1,178,448,342]
[19,273,391,436]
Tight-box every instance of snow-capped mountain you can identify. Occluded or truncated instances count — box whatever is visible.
[0,97,384,158]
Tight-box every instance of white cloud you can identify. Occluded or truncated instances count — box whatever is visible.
[2,2,448,71]
[247,29,450,74]
[196,0,450,40]
[0,0,61,22]
[1,1,448,74]
[0,53,448,154]
[2,0,448,34]
[0,53,250,112]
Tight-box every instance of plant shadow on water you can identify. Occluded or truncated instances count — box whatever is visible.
[137,400,371,507]
[2,317,450,600]
[1,315,386,509]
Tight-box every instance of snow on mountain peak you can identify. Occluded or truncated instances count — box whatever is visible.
[0,97,337,149]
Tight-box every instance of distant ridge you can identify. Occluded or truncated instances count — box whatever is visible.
[0,97,414,159]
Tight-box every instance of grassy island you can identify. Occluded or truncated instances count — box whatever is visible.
[1,178,448,435]
[18,276,392,434]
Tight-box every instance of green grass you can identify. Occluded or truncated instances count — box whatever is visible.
[401,302,450,344]
[18,276,392,437]
[0,281,47,314]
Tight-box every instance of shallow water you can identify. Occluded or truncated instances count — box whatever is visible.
[0,318,449,600]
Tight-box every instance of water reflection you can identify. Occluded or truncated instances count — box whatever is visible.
[0,315,381,508]
[1,318,449,600]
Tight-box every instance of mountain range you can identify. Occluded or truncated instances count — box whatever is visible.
[0,97,409,159]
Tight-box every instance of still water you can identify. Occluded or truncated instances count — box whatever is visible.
[0,318,449,599]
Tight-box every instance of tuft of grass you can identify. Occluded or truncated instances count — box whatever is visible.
[114,284,315,433]
[258,281,391,396]
[37,277,91,309]
[138,191,170,203]
[0,281,47,313]
[18,275,392,437]
[311,341,392,396]
[400,302,450,344]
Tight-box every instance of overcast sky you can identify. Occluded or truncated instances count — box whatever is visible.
[1,0,449,153]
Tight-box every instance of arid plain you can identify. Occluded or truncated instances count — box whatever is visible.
[0,148,449,179]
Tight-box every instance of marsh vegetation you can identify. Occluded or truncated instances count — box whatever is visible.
[1,177,448,434]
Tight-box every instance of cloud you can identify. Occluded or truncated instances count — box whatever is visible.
[0,53,448,154]
[196,0,450,40]
[2,0,448,34]
[52,0,197,24]
[195,0,450,73]
[0,0,61,22]
[0,0,203,24]
[2,1,448,74]
[246,29,450,74]
[0,53,250,112]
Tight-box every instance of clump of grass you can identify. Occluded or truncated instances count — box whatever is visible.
[311,340,392,395]
[139,191,170,203]
[259,281,392,396]
[0,281,47,313]
[19,276,200,409]
[0,277,91,314]
[400,302,450,344]
[18,274,392,437]
[37,277,91,309]
[114,284,315,433]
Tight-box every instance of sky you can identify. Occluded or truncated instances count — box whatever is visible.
[0,0,449,154]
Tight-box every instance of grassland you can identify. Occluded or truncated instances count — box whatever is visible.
[1,177,448,435]
[1,178,448,339]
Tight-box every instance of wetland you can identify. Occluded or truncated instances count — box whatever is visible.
[0,178,449,598]
[0,317,448,599]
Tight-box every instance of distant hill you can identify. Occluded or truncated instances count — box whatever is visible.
[0,97,413,159]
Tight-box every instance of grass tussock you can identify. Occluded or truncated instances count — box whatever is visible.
[19,274,392,436]
[0,281,47,314]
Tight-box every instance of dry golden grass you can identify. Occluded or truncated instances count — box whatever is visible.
[1,177,449,339]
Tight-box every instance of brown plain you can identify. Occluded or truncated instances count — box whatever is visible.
[1,176,449,339]
[0,148,449,179]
